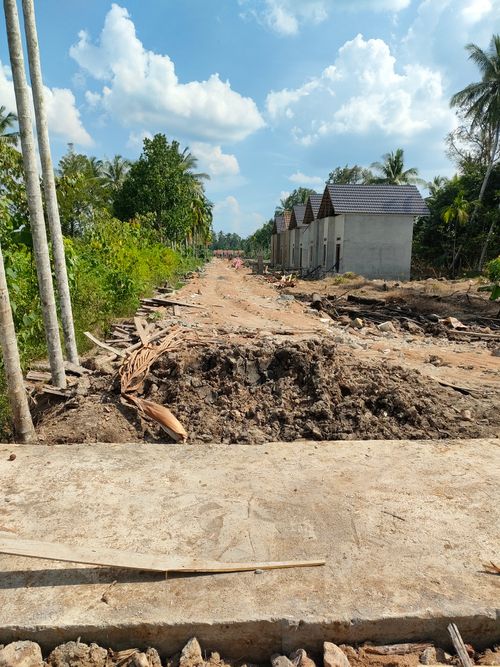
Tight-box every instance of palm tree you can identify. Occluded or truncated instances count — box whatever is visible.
[451,34,500,269]
[4,0,66,388]
[0,239,36,442]
[21,0,79,365]
[441,191,471,273]
[180,147,209,183]
[0,105,19,145]
[371,148,424,185]
[102,155,131,192]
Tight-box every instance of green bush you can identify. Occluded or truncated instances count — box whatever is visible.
[0,212,199,437]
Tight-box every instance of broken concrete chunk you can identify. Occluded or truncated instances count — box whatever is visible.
[324,642,351,667]
[46,641,108,667]
[180,638,205,667]
[377,321,396,333]
[0,641,43,667]
[290,648,317,667]
[420,647,437,664]
[272,655,295,667]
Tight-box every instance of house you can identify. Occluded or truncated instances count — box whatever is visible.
[288,203,307,270]
[270,211,291,267]
[301,193,324,272]
[314,184,429,280]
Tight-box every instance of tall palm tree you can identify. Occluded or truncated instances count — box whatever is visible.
[0,238,36,442]
[442,191,471,274]
[102,155,131,192]
[371,148,424,185]
[180,147,209,183]
[0,105,19,145]
[451,34,500,269]
[21,0,79,365]
[4,0,66,388]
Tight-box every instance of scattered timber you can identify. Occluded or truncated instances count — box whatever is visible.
[364,643,432,655]
[448,623,473,667]
[0,537,326,575]
[140,297,207,310]
[84,332,126,358]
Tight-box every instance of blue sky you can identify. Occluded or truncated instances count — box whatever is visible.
[1,0,499,236]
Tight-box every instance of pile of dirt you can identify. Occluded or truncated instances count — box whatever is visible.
[36,339,498,445]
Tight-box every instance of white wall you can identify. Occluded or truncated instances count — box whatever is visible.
[342,213,414,280]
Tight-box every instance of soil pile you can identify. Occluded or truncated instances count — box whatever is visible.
[144,338,496,444]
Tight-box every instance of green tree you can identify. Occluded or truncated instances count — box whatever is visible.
[441,191,471,273]
[371,148,423,185]
[114,134,208,245]
[327,164,372,184]
[101,155,131,193]
[0,105,19,146]
[276,187,316,214]
[451,34,500,268]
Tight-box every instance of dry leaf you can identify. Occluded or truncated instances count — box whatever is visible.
[125,394,187,442]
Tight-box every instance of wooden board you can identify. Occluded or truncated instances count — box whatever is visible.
[0,537,325,574]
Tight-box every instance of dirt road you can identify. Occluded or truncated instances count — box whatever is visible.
[36,259,499,444]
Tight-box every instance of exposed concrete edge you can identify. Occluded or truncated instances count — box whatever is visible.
[1,609,498,661]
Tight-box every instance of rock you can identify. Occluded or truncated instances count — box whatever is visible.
[404,321,423,334]
[377,321,396,333]
[350,318,363,329]
[0,641,43,667]
[290,648,316,667]
[462,409,472,421]
[180,638,204,667]
[277,294,295,302]
[339,647,357,662]
[272,656,295,667]
[132,654,150,667]
[324,642,351,667]
[492,348,500,357]
[46,641,107,667]
[420,647,437,664]
[477,649,500,665]
[88,355,116,375]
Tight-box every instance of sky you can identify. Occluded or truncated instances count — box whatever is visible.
[1,0,499,237]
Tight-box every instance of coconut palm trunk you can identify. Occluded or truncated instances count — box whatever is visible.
[0,242,36,442]
[21,0,79,364]
[476,125,500,269]
[3,0,66,388]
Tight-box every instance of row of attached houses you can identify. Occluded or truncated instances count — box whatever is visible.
[271,184,429,280]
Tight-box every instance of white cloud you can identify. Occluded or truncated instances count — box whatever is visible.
[71,4,264,143]
[266,34,454,143]
[461,0,492,24]
[0,62,92,147]
[191,143,240,177]
[289,171,324,187]
[213,195,264,234]
[240,0,410,35]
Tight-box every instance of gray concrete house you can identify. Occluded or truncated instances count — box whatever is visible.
[315,184,429,280]
[270,211,291,267]
[288,203,307,270]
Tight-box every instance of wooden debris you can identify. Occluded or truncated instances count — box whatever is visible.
[141,296,206,310]
[448,623,474,667]
[84,332,126,358]
[26,370,51,383]
[134,317,150,347]
[483,561,500,574]
[0,536,326,574]
[364,644,432,655]
[41,384,70,397]
[436,379,480,395]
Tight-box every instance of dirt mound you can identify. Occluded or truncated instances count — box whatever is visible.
[36,339,498,445]
[142,338,496,444]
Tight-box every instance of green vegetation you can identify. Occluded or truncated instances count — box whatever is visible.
[0,131,209,436]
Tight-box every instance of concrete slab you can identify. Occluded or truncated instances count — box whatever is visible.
[0,439,498,659]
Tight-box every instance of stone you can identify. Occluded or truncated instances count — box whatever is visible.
[377,321,396,333]
[180,638,204,667]
[272,656,295,667]
[0,641,43,667]
[339,647,357,661]
[462,409,473,421]
[350,318,363,329]
[492,348,500,357]
[477,649,500,665]
[46,641,107,667]
[420,647,437,664]
[324,643,350,667]
[290,648,316,667]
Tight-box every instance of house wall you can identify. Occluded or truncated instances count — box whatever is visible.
[342,213,414,280]
[288,230,296,270]
[270,234,277,266]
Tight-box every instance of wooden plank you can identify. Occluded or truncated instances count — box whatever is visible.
[145,297,207,310]
[448,623,473,667]
[84,332,126,358]
[0,537,325,574]
[134,317,150,346]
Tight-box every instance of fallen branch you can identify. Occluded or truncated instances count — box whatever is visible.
[84,331,126,358]
[448,623,473,667]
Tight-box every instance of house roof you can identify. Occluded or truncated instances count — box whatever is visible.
[318,184,429,218]
[303,194,323,225]
[273,210,292,234]
[289,204,307,230]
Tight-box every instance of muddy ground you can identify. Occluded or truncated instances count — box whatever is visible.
[34,260,499,445]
